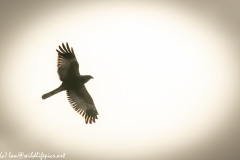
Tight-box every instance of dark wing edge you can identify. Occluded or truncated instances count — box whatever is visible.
[56,42,76,68]
[56,43,80,81]
[66,86,99,124]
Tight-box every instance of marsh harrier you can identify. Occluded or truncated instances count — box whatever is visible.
[42,43,98,124]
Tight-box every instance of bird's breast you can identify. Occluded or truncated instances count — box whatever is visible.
[62,78,80,89]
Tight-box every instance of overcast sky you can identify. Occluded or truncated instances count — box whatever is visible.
[1,1,240,160]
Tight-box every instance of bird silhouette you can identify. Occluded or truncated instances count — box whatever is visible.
[42,43,98,124]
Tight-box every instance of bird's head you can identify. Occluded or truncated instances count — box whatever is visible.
[83,75,94,83]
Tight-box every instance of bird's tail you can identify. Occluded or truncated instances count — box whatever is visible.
[42,85,64,99]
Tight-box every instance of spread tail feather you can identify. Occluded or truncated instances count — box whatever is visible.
[42,85,64,99]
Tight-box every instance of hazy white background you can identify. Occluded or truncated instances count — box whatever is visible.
[1,1,240,160]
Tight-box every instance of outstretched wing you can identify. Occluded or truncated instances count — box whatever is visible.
[66,84,99,124]
[56,43,80,81]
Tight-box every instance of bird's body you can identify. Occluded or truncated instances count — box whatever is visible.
[42,43,98,124]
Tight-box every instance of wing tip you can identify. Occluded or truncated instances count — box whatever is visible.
[85,116,97,124]
[57,42,75,55]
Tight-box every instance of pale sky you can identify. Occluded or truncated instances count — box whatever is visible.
[1,1,240,160]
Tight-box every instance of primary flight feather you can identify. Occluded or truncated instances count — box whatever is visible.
[42,43,98,124]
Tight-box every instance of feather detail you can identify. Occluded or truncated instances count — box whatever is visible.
[66,85,98,124]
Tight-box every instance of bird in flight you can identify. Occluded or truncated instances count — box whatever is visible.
[42,43,98,124]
